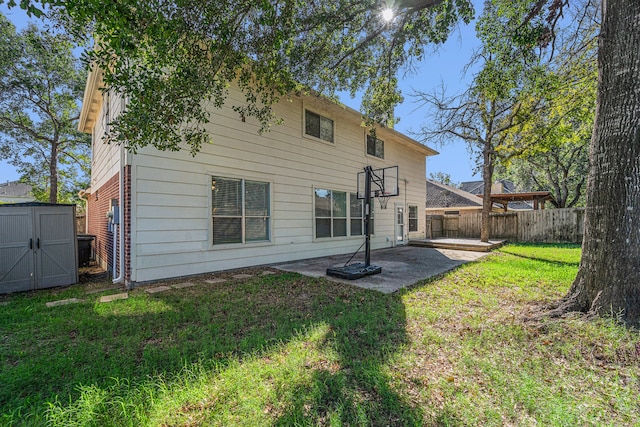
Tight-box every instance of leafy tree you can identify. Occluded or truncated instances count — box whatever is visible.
[417,0,597,240]
[485,0,640,325]
[496,140,589,208]
[416,1,553,241]
[6,0,474,155]
[0,13,90,204]
[496,3,597,208]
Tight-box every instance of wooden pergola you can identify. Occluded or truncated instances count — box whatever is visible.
[478,191,555,211]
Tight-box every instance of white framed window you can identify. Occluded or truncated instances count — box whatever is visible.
[212,176,270,245]
[350,193,374,236]
[305,110,334,143]
[366,135,384,159]
[315,189,346,238]
[315,189,373,239]
[409,205,418,232]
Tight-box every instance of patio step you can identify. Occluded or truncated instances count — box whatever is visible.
[409,238,505,252]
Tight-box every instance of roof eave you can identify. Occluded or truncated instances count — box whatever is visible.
[78,67,102,134]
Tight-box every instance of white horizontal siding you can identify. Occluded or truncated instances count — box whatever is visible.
[126,88,428,283]
[91,91,125,190]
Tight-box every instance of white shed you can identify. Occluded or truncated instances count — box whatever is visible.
[0,203,78,293]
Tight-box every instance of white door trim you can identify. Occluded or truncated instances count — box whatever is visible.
[394,203,406,246]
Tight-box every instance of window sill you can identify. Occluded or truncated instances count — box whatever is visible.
[209,241,274,250]
[303,133,335,146]
[365,153,384,161]
[313,235,374,243]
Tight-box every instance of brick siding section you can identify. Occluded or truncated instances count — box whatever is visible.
[86,173,119,276]
[124,165,131,285]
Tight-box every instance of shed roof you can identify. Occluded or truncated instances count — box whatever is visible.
[0,202,75,207]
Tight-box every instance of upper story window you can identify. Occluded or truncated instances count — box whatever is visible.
[366,135,384,159]
[305,110,334,143]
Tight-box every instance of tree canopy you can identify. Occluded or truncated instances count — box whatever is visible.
[0,12,90,204]
[6,0,473,155]
[495,0,598,208]
[415,0,598,239]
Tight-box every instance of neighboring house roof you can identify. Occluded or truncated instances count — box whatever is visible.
[0,181,34,203]
[460,179,519,195]
[459,180,484,194]
[459,179,534,210]
[426,180,482,209]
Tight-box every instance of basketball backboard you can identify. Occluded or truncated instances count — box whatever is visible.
[357,166,399,199]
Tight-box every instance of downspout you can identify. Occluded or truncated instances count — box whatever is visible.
[113,144,124,284]
[404,178,408,244]
[78,189,89,233]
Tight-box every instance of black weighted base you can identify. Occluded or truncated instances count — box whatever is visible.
[326,263,382,280]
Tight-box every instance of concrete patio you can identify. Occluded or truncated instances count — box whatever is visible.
[275,245,493,294]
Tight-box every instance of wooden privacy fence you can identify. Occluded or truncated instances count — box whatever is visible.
[426,208,585,243]
[76,214,86,234]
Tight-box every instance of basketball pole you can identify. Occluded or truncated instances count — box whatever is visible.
[326,165,385,280]
[364,165,373,267]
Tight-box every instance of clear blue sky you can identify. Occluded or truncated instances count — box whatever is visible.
[0,2,482,186]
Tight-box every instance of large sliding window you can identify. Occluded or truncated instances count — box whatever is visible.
[315,189,373,239]
[349,194,374,236]
[350,194,363,236]
[315,189,346,238]
[212,176,270,245]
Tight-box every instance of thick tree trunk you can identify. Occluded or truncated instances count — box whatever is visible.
[480,141,494,242]
[560,0,640,326]
[49,140,58,204]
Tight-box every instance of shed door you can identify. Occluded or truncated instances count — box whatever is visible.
[0,208,35,293]
[34,206,77,289]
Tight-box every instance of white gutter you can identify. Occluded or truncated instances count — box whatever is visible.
[77,188,90,233]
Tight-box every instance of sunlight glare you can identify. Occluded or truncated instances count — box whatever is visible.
[381,7,394,22]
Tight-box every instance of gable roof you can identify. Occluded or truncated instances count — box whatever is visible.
[426,180,482,208]
[0,181,34,203]
[459,180,483,194]
[0,181,31,197]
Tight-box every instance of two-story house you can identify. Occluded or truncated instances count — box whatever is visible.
[78,69,438,287]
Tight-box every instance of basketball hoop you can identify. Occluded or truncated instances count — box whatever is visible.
[326,165,399,280]
[378,193,391,209]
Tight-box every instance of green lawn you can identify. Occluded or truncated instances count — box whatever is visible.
[1,244,638,426]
